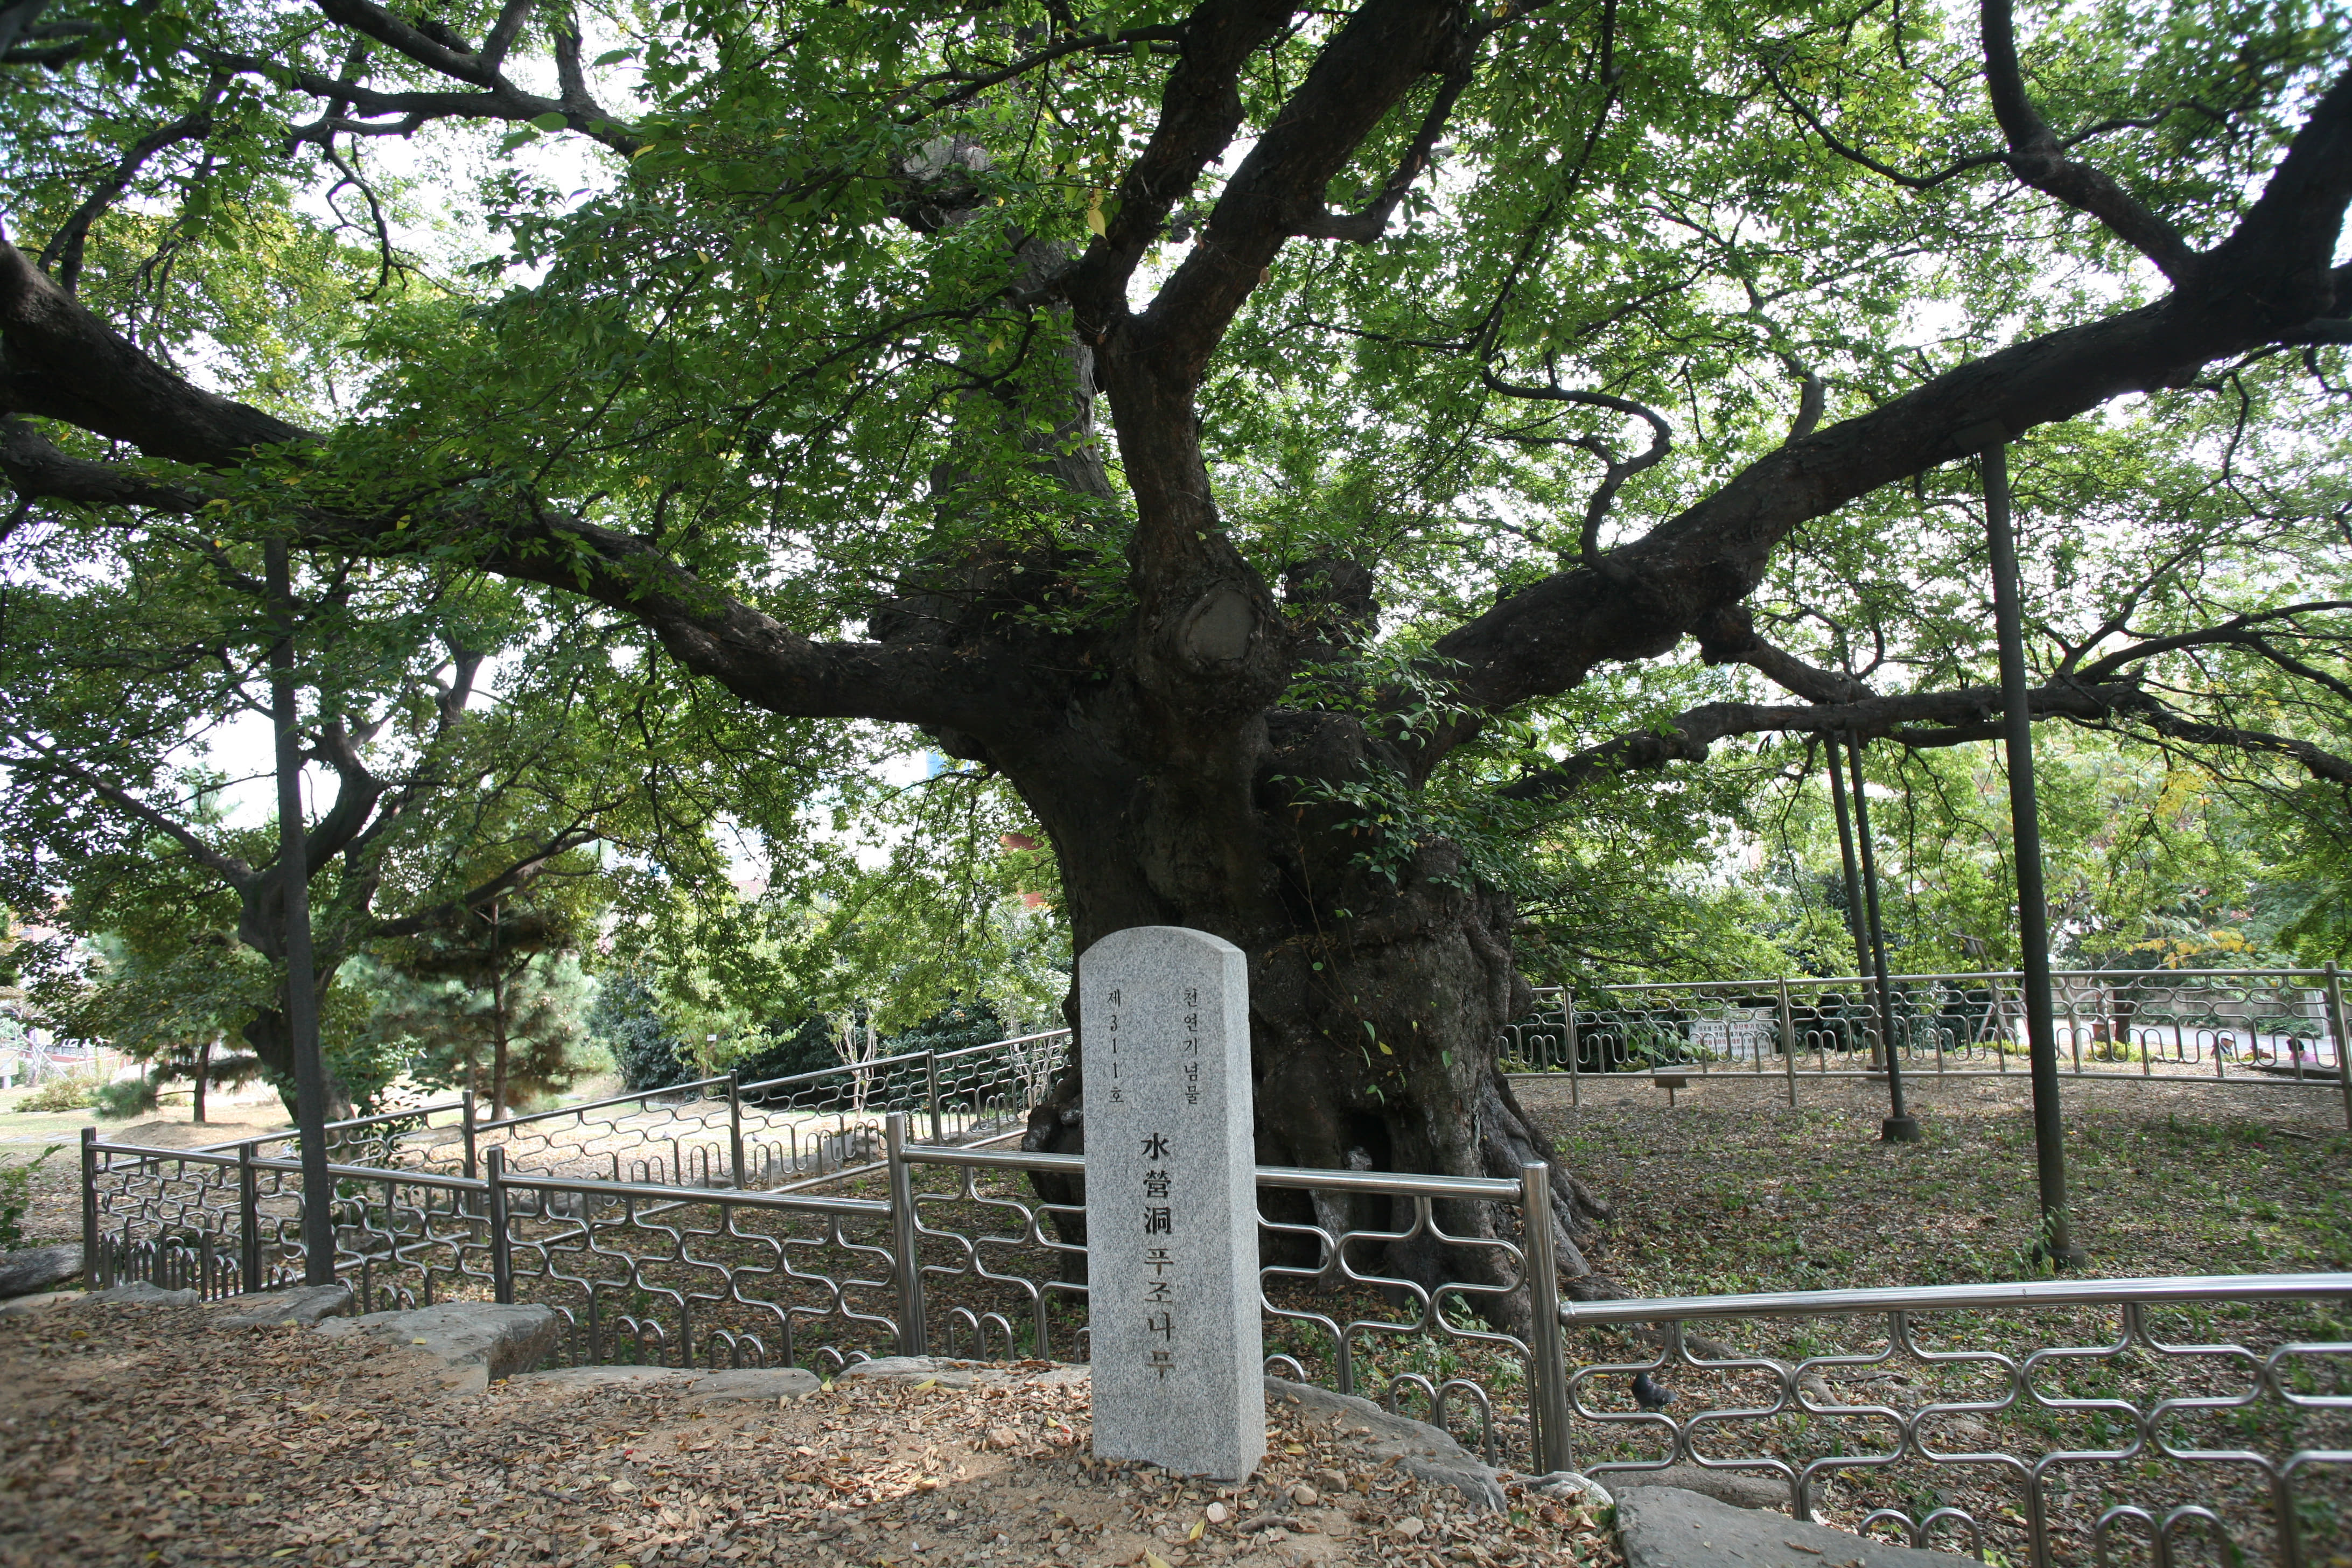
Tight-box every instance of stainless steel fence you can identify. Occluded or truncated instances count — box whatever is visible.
[1502,969,2352,1128]
[1563,1275,2351,1568]
[186,1027,1075,1187]
[79,1122,2349,1566]
[79,1114,1569,1466]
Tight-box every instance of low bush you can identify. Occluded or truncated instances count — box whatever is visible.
[93,1076,158,1119]
[0,1146,59,1249]
[19,1073,98,1113]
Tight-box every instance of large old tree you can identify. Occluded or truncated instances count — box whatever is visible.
[3,0,2350,1288]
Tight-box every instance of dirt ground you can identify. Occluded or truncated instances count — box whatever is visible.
[0,1300,1616,1568]
[1509,1069,2351,1294]
[2,1072,302,1247]
[5,1068,2344,1567]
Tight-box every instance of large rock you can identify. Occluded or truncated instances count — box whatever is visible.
[523,1365,701,1391]
[0,1290,78,1319]
[1527,1470,1615,1508]
[1617,1486,1979,1567]
[1607,1462,1803,1513]
[687,1367,821,1405]
[516,1364,821,1404]
[0,1244,81,1299]
[211,1282,354,1328]
[315,1302,562,1389]
[839,1355,983,1389]
[1265,1376,1507,1512]
[77,1281,200,1306]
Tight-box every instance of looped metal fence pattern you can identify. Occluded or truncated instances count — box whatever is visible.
[78,1073,2351,1568]
[1560,1279,2351,1567]
[1499,969,2352,1129]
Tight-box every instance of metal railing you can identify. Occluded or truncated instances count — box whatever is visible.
[79,1112,1567,1466]
[1563,1275,2352,1568]
[1502,969,2352,1128]
[187,1027,1075,1186]
[79,1123,2348,1566]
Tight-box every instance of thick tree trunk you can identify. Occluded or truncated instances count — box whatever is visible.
[1007,697,1614,1317]
[241,984,354,1122]
[895,227,1617,1306]
[192,1034,211,1124]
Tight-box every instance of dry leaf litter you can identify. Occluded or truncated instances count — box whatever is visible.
[0,1301,1620,1568]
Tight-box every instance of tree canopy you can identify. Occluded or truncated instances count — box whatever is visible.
[4,0,2350,1285]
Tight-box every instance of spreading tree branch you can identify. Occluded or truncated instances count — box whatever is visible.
[1501,675,2352,803]
[1979,0,2197,284]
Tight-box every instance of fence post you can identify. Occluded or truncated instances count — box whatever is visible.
[925,1052,944,1144]
[886,1112,928,1355]
[1563,995,1579,1107]
[79,1127,100,1290]
[461,1096,479,1214]
[1521,1160,1573,1476]
[238,1142,262,1293]
[1776,977,1798,1107]
[485,1146,513,1306]
[2328,963,2352,1135]
[727,1070,745,1189]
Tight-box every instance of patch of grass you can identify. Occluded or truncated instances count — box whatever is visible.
[1520,1077,2352,1294]
[1516,1075,2352,1566]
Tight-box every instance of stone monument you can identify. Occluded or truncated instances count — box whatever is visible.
[1079,926,1267,1480]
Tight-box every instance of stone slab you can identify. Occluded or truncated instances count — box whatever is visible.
[521,1364,700,1390]
[1527,1470,1615,1508]
[211,1283,354,1328]
[0,1244,81,1299]
[1266,1377,1504,1513]
[315,1302,562,1388]
[1608,1464,1802,1513]
[1080,925,1265,1481]
[1618,1486,1979,1568]
[685,1367,821,1404]
[78,1281,200,1306]
[838,1355,986,1388]
[0,1290,79,1318]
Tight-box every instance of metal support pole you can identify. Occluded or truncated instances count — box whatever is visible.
[79,1127,100,1289]
[266,538,336,1287]
[1847,734,1919,1143]
[925,1051,944,1144]
[239,1142,262,1292]
[1823,731,1876,1063]
[2327,963,2352,1135]
[1981,440,2083,1268]
[1521,1160,1573,1476]
[1564,996,1579,1105]
[886,1112,928,1355]
[1777,977,1798,1107]
[486,1146,514,1305]
[727,1070,745,1189]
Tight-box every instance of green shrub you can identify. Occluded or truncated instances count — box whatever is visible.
[0,1146,59,1249]
[19,1073,98,1113]
[589,972,695,1092]
[93,1075,158,1119]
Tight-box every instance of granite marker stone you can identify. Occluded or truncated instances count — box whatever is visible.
[1080,926,1266,1480]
